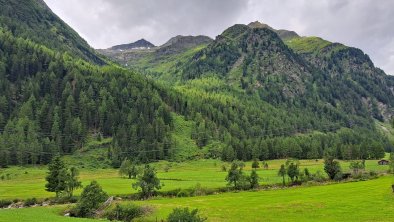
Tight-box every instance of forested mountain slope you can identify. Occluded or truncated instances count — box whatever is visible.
[0,0,392,167]
[0,0,177,166]
[0,0,104,64]
[101,22,394,161]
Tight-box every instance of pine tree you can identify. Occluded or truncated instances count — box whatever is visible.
[45,156,68,197]
[250,170,259,189]
[132,165,161,199]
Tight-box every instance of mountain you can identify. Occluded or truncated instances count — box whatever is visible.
[0,0,392,167]
[157,35,213,55]
[248,21,299,40]
[0,0,178,166]
[98,35,213,81]
[109,38,155,51]
[100,21,394,160]
[0,0,104,64]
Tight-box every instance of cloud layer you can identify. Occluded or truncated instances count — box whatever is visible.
[44,0,394,74]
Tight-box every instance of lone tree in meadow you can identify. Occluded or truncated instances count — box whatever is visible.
[286,161,300,183]
[66,166,83,197]
[119,158,139,179]
[73,181,108,218]
[324,157,341,180]
[45,156,68,197]
[132,165,161,199]
[252,159,260,169]
[45,156,82,198]
[278,164,286,186]
[226,162,243,189]
[250,169,259,189]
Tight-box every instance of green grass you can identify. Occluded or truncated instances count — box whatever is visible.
[3,176,392,222]
[0,158,389,200]
[0,205,103,222]
[284,37,346,54]
[376,121,394,146]
[170,114,201,161]
[135,176,394,222]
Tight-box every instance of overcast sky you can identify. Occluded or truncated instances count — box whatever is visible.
[44,0,394,75]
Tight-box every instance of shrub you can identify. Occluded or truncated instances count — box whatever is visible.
[177,190,190,197]
[167,207,206,222]
[0,200,12,208]
[311,170,326,182]
[24,198,37,207]
[72,181,108,218]
[55,196,78,204]
[106,203,143,222]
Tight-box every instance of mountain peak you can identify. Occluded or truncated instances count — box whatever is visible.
[110,39,155,51]
[248,21,273,30]
[247,21,299,40]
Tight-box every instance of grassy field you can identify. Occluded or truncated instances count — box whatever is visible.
[135,176,394,222]
[0,206,102,222]
[1,176,393,222]
[0,157,390,200]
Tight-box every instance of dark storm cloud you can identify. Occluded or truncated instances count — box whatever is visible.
[44,0,394,74]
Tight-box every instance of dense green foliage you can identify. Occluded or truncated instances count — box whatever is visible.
[324,157,342,180]
[108,24,394,161]
[106,203,144,222]
[132,165,161,199]
[0,0,103,64]
[72,180,108,218]
[167,207,206,222]
[45,156,82,197]
[0,28,173,165]
[1,0,393,167]
[45,156,68,197]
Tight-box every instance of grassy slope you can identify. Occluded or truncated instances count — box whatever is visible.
[170,114,201,161]
[0,158,389,200]
[284,37,346,54]
[137,176,394,222]
[0,205,102,222]
[376,121,394,146]
[132,44,208,83]
[1,176,393,222]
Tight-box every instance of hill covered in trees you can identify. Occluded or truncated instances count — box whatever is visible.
[102,22,394,161]
[0,1,393,168]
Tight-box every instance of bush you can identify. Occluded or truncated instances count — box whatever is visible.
[167,208,206,222]
[177,190,190,197]
[0,200,12,208]
[106,204,143,222]
[311,170,326,182]
[24,198,37,207]
[55,196,78,204]
[72,181,108,218]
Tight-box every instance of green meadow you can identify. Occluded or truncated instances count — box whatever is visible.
[1,176,393,222]
[0,157,390,200]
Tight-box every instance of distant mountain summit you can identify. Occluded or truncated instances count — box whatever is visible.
[248,21,299,40]
[157,35,213,55]
[110,39,155,50]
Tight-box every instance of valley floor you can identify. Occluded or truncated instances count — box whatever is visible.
[1,176,393,222]
[0,158,389,200]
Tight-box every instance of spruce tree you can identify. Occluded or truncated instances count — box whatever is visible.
[45,156,68,197]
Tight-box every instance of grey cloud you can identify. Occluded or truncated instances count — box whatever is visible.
[44,0,394,75]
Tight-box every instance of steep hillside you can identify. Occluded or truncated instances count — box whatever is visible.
[0,0,104,64]
[0,0,190,166]
[100,22,394,160]
[98,35,213,82]
[110,38,155,51]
